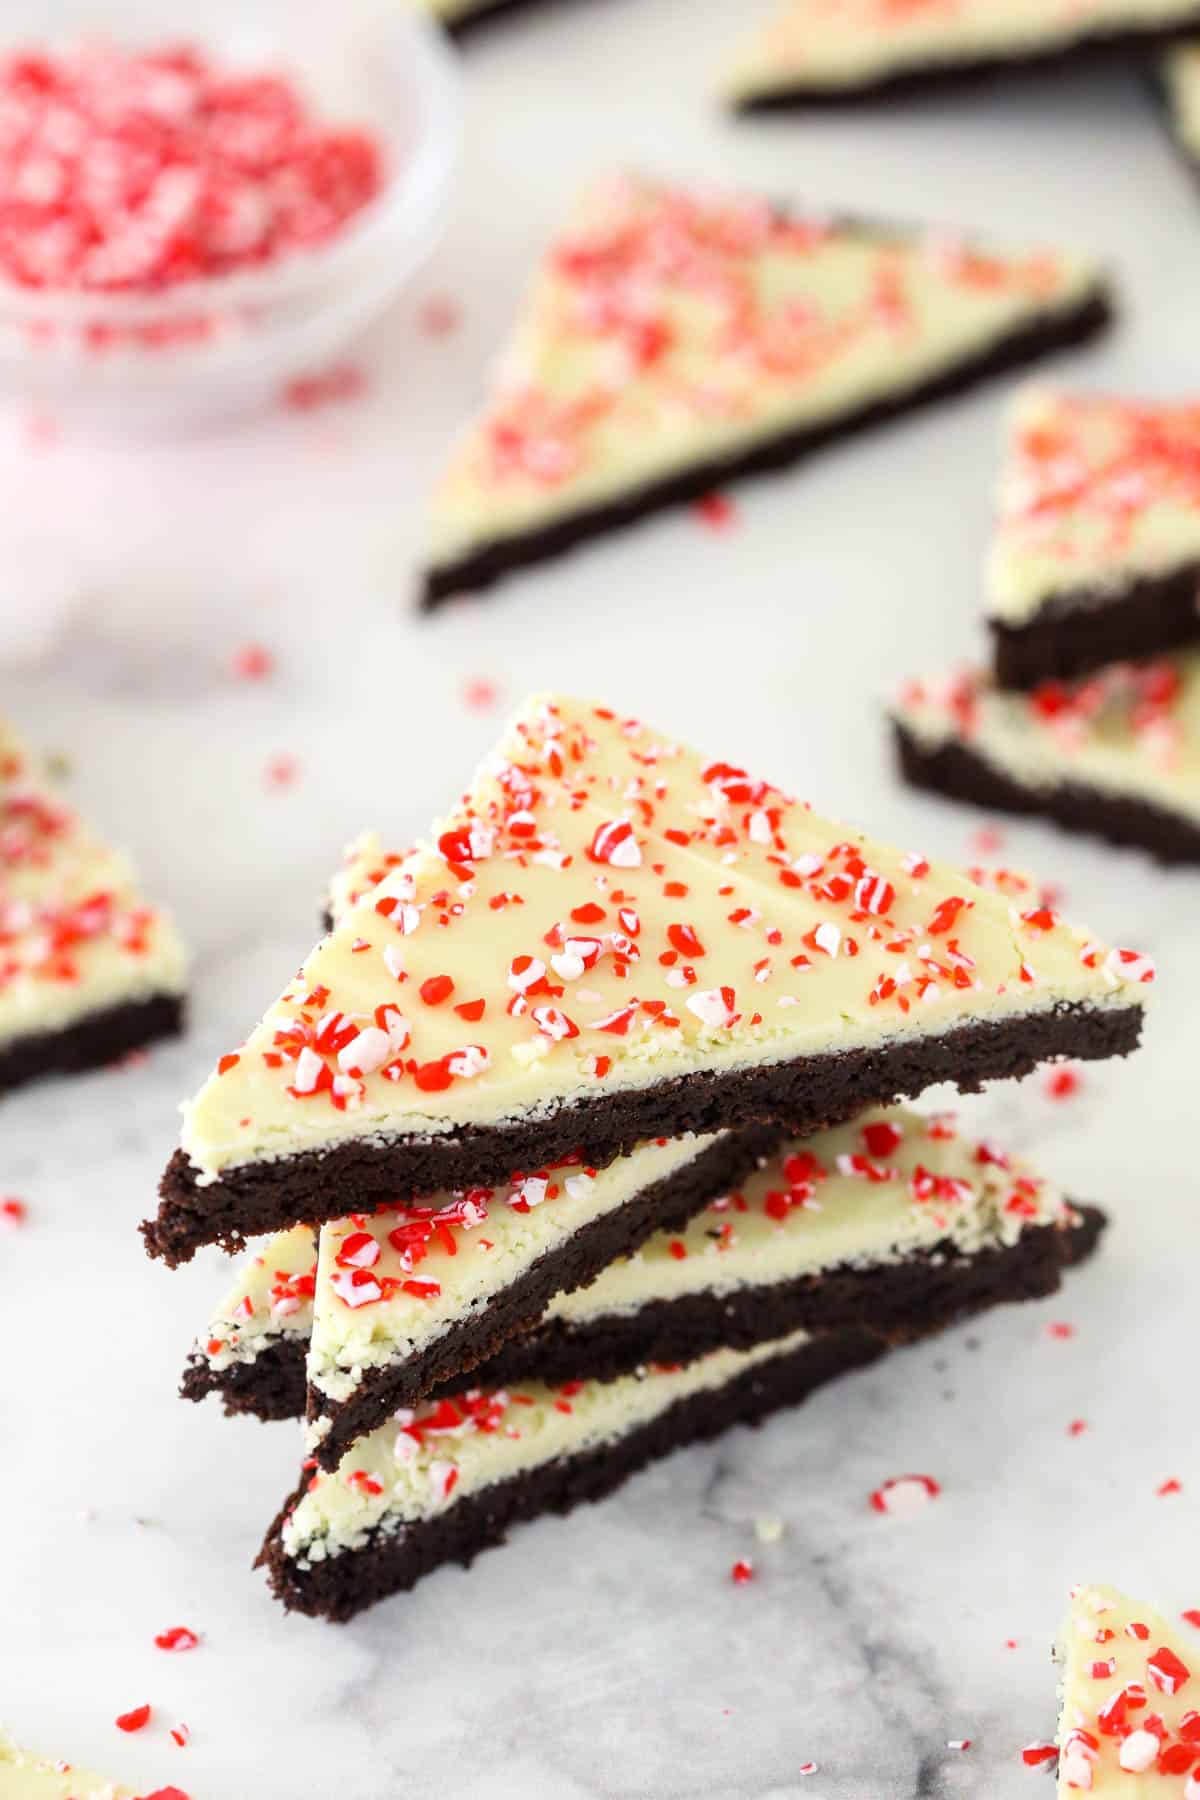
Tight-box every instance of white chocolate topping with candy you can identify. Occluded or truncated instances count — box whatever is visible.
[0,720,186,1051]
[179,693,1150,1185]
[427,174,1102,572]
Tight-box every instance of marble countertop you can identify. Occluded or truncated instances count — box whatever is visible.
[2,5,1198,1795]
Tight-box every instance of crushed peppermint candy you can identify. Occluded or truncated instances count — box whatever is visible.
[870,1474,940,1515]
[0,42,383,296]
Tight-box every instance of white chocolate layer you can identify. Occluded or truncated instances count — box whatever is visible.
[0,1729,133,1800]
[722,0,1200,102]
[550,1105,1066,1323]
[427,175,1102,570]
[307,1132,721,1423]
[0,720,187,1050]
[284,1328,812,1564]
[894,657,1200,826]
[1056,1584,1200,1793]
[987,389,1200,626]
[197,1223,317,1374]
[1163,45,1200,161]
[179,694,1147,1187]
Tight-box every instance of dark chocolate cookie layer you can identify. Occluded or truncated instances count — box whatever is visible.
[177,1202,1105,1425]
[419,287,1111,609]
[893,718,1200,865]
[148,998,1141,1264]
[181,1340,308,1423]
[0,992,184,1098]
[258,1327,886,1621]
[731,18,1200,112]
[989,559,1200,690]
[440,0,608,39]
[307,1125,782,1467]
[470,1210,1102,1391]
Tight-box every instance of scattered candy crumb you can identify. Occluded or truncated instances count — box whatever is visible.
[1068,1419,1088,1437]
[231,643,274,681]
[418,294,461,337]
[115,1703,151,1733]
[947,1739,971,1751]
[154,1625,200,1651]
[265,753,299,790]
[1183,1611,1200,1630]
[731,1559,755,1585]
[1046,1321,1076,1341]
[1158,1478,1183,1497]
[798,1762,818,1776]
[462,677,501,713]
[1043,1065,1082,1101]
[1021,1741,1058,1768]
[694,491,737,531]
[282,364,366,413]
[870,1474,940,1515]
[1,1196,27,1225]
[969,827,1004,854]
[170,1722,191,1748]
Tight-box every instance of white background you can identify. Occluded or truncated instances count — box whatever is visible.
[2,5,1198,1795]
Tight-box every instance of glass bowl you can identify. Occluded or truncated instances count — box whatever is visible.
[0,0,461,433]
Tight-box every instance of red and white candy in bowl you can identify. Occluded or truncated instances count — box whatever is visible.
[0,0,459,431]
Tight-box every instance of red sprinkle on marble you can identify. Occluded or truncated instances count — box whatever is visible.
[947,1740,971,1751]
[1,1197,27,1225]
[154,1626,200,1651]
[462,677,500,713]
[1047,1321,1076,1340]
[170,1722,191,1748]
[1159,1479,1183,1497]
[730,1560,754,1585]
[231,642,273,680]
[798,1763,818,1777]
[969,828,1004,854]
[1068,1419,1088,1437]
[265,753,299,789]
[870,1474,940,1514]
[1044,1065,1081,1100]
[115,1704,151,1732]
[283,364,365,412]
[1021,1742,1058,1767]
[419,294,461,337]
[694,491,736,531]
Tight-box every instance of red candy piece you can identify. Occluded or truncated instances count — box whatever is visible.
[115,1703,152,1732]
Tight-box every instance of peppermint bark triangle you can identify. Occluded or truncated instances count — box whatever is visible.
[149,694,1150,1264]
[0,715,187,1094]
[892,657,1200,866]
[421,174,1110,605]
[1054,1584,1200,1792]
[987,391,1200,689]
[302,1102,1095,1469]
[721,0,1200,110]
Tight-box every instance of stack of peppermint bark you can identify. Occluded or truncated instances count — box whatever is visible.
[148,695,1151,1623]
[892,389,1200,863]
